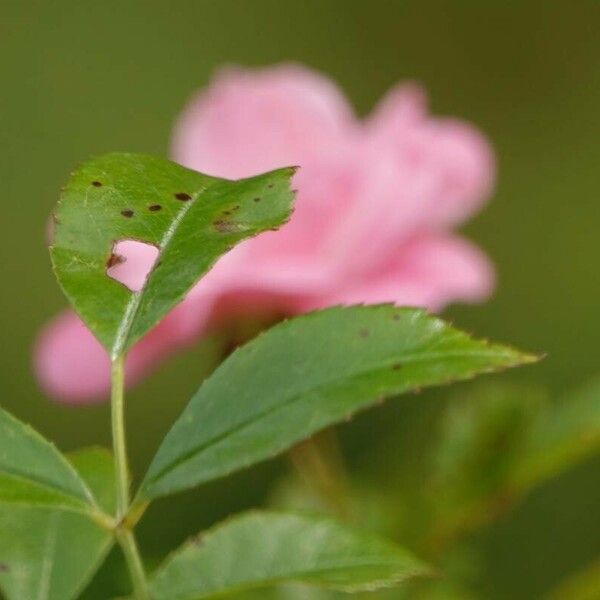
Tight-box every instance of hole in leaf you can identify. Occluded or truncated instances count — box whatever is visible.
[106,240,159,292]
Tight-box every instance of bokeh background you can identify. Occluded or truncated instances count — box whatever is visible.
[2,1,599,598]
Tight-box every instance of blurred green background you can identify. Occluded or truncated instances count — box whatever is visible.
[2,1,599,598]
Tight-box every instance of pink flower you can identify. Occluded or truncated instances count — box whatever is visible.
[35,64,495,403]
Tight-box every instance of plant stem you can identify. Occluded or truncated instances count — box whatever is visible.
[116,528,151,600]
[111,355,130,519]
[111,355,150,599]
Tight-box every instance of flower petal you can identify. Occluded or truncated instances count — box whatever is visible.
[172,64,355,179]
[37,67,497,404]
[325,233,495,311]
[34,311,113,403]
[369,83,495,227]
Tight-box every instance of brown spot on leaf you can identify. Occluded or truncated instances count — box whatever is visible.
[253,197,261,202]
[392,314,401,321]
[107,253,126,269]
[392,363,402,370]
[359,328,370,338]
[148,204,162,211]
[175,192,192,201]
[267,183,274,189]
[91,181,102,187]
[213,219,237,233]
[0,563,9,572]
[121,209,134,218]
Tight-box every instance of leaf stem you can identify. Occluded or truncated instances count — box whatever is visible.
[111,355,150,599]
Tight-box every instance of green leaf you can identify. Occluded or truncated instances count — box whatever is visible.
[0,406,98,513]
[422,383,546,546]
[51,152,296,357]
[139,305,536,501]
[380,377,600,551]
[0,447,115,600]
[509,376,600,493]
[431,384,543,496]
[149,511,429,599]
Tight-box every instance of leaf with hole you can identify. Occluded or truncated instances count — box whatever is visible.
[149,511,429,599]
[0,406,101,515]
[51,152,296,357]
[138,305,537,501]
[0,447,115,600]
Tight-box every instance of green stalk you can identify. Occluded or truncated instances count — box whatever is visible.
[289,431,353,521]
[111,355,130,519]
[116,528,151,600]
[111,355,150,600]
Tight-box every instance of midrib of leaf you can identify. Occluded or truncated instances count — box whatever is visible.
[0,468,91,509]
[143,345,523,492]
[111,182,210,358]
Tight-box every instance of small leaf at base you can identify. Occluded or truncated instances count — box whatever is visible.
[0,406,98,513]
[0,447,116,600]
[149,511,430,599]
